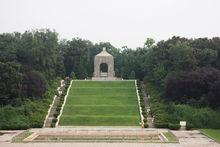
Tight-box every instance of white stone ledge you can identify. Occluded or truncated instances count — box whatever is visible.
[135,80,144,127]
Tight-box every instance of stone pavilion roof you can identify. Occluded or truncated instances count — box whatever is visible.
[95,47,113,57]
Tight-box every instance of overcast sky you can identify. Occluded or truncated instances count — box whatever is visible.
[0,0,220,48]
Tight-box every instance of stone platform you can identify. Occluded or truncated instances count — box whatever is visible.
[91,77,120,80]
[20,127,168,143]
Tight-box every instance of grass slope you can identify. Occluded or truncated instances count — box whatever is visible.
[200,129,220,143]
[162,132,178,143]
[59,80,140,126]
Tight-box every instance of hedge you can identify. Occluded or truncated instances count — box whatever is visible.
[168,123,181,130]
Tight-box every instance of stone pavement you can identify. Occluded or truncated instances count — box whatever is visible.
[172,130,219,147]
[0,142,182,147]
[0,130,22,142]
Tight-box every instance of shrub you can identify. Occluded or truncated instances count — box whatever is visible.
[139,95,144,100]
[186,123,194,130]
[63,88,68,93]
[53,113,59,118]
[172,105,220,129]
[66,82,70,86]
[144,123,149,128]
[143,118,148,123]
[139,93,144,97]
[60,93,66,98]
[143,114,148,118]
[155,122,169,128]
[56,107,61,112]
[142,111,147,116]
[57,103,63,108]
[141,107,146,112]
[55,91,60,96]
[59,97,64,102]
[168,123,180,130]
[142,111,148,118]
[52,118,58,123]
[50,122,56,128]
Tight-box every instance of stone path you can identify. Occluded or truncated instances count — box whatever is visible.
[140,81,154,128]
[0,131,22,142]
[172,130,219,147]
[43,80,65,128]
[43,95,58,127]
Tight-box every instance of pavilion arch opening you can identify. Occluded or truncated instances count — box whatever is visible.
[100,63,108,77]
[100,63,108,72]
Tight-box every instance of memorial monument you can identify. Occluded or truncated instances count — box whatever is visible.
[92,47,117,80]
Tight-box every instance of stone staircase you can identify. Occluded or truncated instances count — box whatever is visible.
[140,81,154,128]
[43,80,65,128]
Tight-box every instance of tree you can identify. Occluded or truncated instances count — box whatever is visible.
[143,41,197,87]
[208,80,220,107]
[0,62,22,105]
[164,67,220,107]
[70,71,77,79]
[193,48,217,67]
[144,38,155,49]
[17,29,63,80]
[21,71,47,98]
[62,38,94,78]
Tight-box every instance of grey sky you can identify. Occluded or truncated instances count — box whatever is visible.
[0,0,220,48]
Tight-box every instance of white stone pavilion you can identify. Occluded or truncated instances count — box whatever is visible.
[92,47,117,80]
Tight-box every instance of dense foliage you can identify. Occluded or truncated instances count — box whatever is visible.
[147,82,220,129]
[0,29,64,106]
[0,79,60,129]
[142,37,220,129]
[0,30,63,129]
[1,29,220,129]
[164,67,220,107]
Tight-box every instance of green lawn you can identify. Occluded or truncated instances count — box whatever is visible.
[12,131,33,143]
[200,129,220,143]
[162,132,178,143]
[59,80,140,126]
